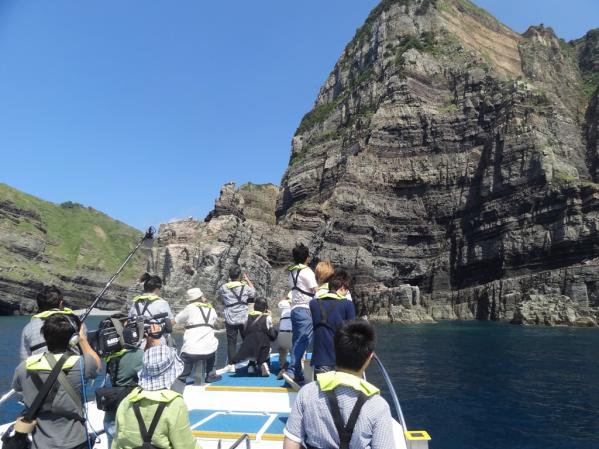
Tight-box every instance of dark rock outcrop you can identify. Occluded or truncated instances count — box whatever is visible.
[147,0,599,325]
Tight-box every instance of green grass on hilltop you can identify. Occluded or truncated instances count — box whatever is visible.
[0,183,145,283]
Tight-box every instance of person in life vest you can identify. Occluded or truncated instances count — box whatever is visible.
[217,266,256,372]
[275,292,293,379]
[19,285,81,361]
[174,287,221,390]
[113,344,200,449]
[283,321,396,449]
[315,261,354,302]
[229,297,278,377]
[285,243,318,385]
[314,261,334,297]
[310,270,356,377]
[101,313,144,449]
[12,314,101,449]
[128,273,175,345]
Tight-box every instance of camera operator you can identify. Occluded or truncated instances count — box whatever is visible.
[128,273,175,346]
[11,314,101,449]
[98,314,144,449]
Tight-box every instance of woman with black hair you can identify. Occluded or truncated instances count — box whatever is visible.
[128,273,175,345]
[229,297,278,377]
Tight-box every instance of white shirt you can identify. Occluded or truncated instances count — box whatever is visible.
[278,300,292,331]
[288,266,318,310]
[175,303,218,355]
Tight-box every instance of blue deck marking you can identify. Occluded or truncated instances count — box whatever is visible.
[210,370,288,388]
[188,409,219,426]
[188,409,289,435]
[266,414,288,434]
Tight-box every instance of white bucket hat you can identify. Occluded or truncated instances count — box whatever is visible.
[138,346,184,391]
[186,287,204,302]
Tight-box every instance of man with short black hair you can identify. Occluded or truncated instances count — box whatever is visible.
[285,243,318,385]
[12,314,101,449]
[283,321,396,449]
[20,285,78,361]
[218,266,256,371]
[310,269,356,376]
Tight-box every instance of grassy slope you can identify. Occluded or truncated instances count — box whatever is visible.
[0,183,144,285]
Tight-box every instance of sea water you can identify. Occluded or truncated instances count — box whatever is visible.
[0,317,597,449]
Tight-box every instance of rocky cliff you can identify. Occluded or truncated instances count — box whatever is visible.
[0,184,147,314]
[148,0,599,325]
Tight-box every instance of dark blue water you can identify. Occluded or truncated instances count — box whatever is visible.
[367,321,599,449]
[0,317,597,449]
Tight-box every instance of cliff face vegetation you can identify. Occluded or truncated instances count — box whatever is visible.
[147,0,599,325]
[0,184,146,314]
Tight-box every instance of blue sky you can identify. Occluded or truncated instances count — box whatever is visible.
[0,1,597,231]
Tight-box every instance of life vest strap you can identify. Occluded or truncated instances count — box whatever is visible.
[186,304,213,329]
[132,400,167,445]
[290,267,314,298]
[316,298,343,331]
[224,284,247,308]
[324,389,368,449]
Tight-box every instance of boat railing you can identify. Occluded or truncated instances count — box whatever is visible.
[372,354,407,430]
[217,433,251,449]
[372,355,431,449]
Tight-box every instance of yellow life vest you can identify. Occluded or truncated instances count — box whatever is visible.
[127,387,181,403]
[317,371,380,396]
[315,291,345,300]
[248,310,266,317]
[190,302,214,309]
[225,281,246,289]
[288,263,308,271]
[132,294,161,302]
[26,353,80,371]
[104,348,128,363]
[33,307,74,319]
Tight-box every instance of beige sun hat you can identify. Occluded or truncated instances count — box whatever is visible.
[186,287,204,302]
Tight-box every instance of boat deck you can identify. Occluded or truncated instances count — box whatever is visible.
[0,356,408,449]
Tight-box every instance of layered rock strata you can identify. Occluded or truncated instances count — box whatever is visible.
[148,0,599,325]
[0,184,147,314]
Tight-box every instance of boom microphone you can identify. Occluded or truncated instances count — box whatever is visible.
[79,226,155,322]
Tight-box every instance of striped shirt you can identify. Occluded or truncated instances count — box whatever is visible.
[284,382,396,449]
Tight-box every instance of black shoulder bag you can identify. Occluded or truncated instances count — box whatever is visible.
[96,356,135,413]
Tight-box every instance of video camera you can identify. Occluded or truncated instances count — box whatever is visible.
[92,312,171,358]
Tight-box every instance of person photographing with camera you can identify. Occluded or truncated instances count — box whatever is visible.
[94,313,144,449]
[9,314,101,449]
[129,273,175,346]
[218,266,256,372]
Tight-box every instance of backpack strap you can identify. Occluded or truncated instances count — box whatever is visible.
[133,401,167,445]
[290,268,314,297]
[324,389,368,449]
[316,299,342,331]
